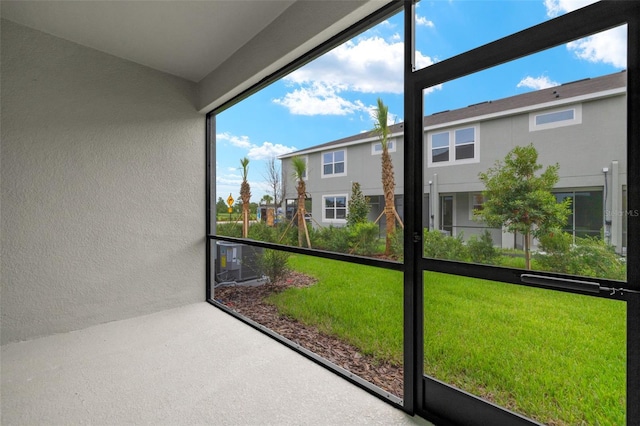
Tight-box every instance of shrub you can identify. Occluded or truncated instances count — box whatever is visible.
[467,230,500,265]
[216,222,242,238]
[423,229,470,262]
[348,222,379,256]
[248,221,277,242]
[312,225,350,253]
[571,236,626,280]
[259,249,291,283]
[274,222,298,246]
[536,231,626,280]
[390,229,404,261]
[535,231,574,272]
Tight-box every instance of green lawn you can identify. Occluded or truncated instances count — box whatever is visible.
[268,255,626,426]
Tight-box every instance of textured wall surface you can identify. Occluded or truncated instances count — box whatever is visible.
[1,20,205,344]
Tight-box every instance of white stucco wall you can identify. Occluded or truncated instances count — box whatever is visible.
[1,19,205,344]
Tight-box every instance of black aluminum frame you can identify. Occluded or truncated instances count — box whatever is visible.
[404,1,640,424]
[206,0,639,424]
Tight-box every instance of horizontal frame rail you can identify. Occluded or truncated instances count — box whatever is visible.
[420,256,631,301]
[209,234,404,271]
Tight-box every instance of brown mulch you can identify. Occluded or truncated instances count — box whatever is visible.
[214,271,404,398]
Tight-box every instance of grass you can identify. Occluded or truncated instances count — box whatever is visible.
[268,255,626,426]
[267,255,404,364]
[216,213,257,221]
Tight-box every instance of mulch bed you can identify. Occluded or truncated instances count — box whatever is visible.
[214,271,404,398]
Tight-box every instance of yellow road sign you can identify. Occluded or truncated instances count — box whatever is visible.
[227,194,234,207]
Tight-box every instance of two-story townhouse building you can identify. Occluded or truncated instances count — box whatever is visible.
[280,121,406,230]
[280,70,628,255]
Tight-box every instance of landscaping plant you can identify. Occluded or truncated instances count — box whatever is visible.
[347,182,370,226]
[536,230,626,280]
[467,230,500,265]
[476,144,571,269]
[423,229,470,261]
[372,98,401,256]
[239,157,251,238]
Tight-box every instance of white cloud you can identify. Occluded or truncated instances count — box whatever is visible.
[543,0,597,17]
[416,15,435,28]
[285,36,434,94]
[274,36,435,116]
[248,142,297,160]
[273,82,368,116]
[517,75,559,90]
[216,132,251,149]
[216,174,241,187]
[567,26,627,69]
[216,174,270,201]
[544,0,626,69]
[216,132,297,161]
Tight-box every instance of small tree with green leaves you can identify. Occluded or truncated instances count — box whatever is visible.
[216,197,228,216]
[347,182,369,227]
[476,144,571,270]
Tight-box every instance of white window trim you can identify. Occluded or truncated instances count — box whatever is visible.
[371,139,396,155]
[427,124,480,168]
[321,149,347,178]
[529,104,582,131]
[322,194,348,223]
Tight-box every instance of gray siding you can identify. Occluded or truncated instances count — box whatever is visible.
[282,81,626,251]
[284,138,404,228]
[424,94,626,194]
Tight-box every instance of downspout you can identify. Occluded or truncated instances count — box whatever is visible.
[432,174,439,231]
[611,160,621,252]
[604,166,611,245]
[428,180,433,230]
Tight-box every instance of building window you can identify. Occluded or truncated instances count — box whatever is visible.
[530,104,582,131]
[372,140,396,155]
[432,132,449,163]
[554,190,603,240]
[469,193,484,220]
[322,150,346,177]
[455,128,475,160]
[428,126,478,166]
[323,195,347,222]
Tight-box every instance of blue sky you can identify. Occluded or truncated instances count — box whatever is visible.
[216,0,625,202]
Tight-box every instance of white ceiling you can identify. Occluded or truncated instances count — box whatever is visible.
[1,0,296,82]
[1,0,392,111]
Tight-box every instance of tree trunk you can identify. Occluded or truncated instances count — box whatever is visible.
[297,180,307,248]
[242,206,249,238]
[240,180,251,238]
[524,231,531,270]
[382,150,396,256]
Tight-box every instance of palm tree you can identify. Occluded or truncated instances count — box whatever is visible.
[240,157,251,238]
[291,156,311,248]
[372,98,398,256]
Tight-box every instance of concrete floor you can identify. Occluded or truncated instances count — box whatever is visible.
[1,303,433,425]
